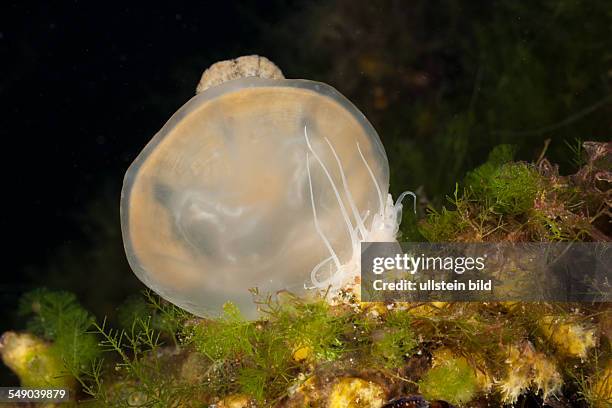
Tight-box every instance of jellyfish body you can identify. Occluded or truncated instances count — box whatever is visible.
[121,77,404,317]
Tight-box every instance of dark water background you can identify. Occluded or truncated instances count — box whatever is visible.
[1,1,611,385]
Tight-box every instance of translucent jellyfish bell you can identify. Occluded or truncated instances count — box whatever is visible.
[121,77,391,317]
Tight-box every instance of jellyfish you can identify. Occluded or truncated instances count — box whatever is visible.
[121,56,413,317]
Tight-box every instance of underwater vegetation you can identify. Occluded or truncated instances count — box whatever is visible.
[1,142,610,407]
[415,141,610,243]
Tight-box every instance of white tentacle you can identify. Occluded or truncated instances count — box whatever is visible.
[357,142,384,216]
[324,137,368,240]
[306,152,341,272]
[304,127,358,247]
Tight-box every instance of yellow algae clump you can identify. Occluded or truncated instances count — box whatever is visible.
[216,394,253,408]
[328,377,386,408]
[539,315,596,358]
[498,342,562,404]
[0,332,75,389]
[292,344,313,362]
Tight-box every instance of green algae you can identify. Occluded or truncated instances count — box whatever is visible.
[372,309,418,369]
[17,288,100,378]
[418,356,478,405]
[5,288,611,407]
[419,141,609,242]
